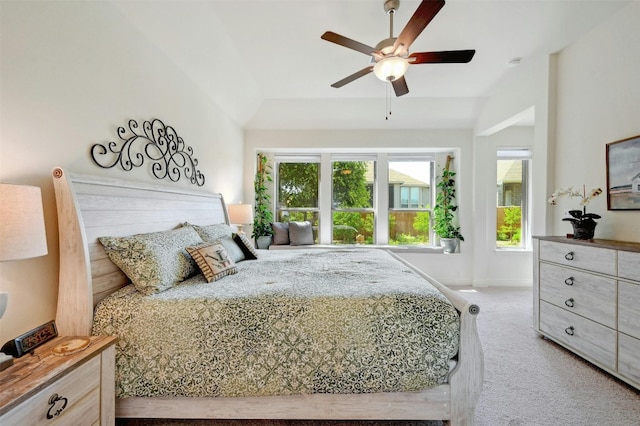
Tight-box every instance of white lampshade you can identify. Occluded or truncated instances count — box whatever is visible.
[0,183,48,261]
[373,56,409,82]
[228,203,254,225]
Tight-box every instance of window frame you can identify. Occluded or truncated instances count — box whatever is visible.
[274,155,321,232]
[387,156,435,247]
[496,148,532,250]
[331,156,377,245]
[271,152,440,247]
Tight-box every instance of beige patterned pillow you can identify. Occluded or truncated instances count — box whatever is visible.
[99,227,203,295]
[186,242,238,282]
[185,223,234,242]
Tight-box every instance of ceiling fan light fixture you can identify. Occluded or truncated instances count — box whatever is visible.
[373,56,408,82]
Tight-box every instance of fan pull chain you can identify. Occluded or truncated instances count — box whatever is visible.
[385,83,392,120]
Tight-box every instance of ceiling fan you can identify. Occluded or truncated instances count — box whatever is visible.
[321,0,475,97]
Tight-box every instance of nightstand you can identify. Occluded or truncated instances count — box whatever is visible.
[0,335,117,425]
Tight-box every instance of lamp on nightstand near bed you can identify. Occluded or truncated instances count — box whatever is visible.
[0,183,49,371]
[227,203,253,236]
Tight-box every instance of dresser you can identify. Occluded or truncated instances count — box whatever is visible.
[0,335,117,425]
[533,236,640,390]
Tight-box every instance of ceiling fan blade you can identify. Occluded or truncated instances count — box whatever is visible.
[391,76,409,97]
[330,66,374,88]
[321,31,378,56]
[409,50,476,64]
[394,0,445,52]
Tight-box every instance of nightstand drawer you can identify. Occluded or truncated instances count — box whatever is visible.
[539,301,616,369]
[539,262,616,328]
[539,240,616,275]
[0,356,100,425]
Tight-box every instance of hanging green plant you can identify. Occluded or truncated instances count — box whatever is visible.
[433,155,464,241]
[252,153,274,240]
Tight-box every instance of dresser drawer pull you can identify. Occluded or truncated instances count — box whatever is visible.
[564,298,575,308]
[46,393,68,419]
[565,326,575,336]
[564,251,574,261]
[564,277,574,286]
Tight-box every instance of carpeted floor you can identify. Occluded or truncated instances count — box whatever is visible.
[117,287,640,426]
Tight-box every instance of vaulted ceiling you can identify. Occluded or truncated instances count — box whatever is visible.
[113,0,630,130]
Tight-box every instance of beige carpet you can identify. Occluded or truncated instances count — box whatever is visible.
[117,287,640,426]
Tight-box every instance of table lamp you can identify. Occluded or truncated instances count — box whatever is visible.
[227,203,253,236]
[0,183,49,370]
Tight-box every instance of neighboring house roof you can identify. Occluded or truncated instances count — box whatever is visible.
[497,160,522,185]
[364,166,429,187]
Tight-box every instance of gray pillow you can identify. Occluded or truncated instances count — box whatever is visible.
[289,221,314,246]
[234,233,258,259]
[219,235,245,263]
[271,222,290,245]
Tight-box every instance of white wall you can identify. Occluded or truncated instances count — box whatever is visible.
[0,1,244,344]
[470,1,640,289]
[472,127,534,287]
[552,1,640,240]
[475,53,555,240]
[244,129,476,285]
[466,51,554,288]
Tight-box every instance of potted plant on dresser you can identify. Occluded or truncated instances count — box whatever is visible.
[433,155,464,253]
[252,153,274,249]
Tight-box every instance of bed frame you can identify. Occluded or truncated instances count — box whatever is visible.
[52,167,484,425]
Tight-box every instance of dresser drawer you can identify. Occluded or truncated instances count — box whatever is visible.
[0,356,100,425]
[539,240,616,275]
[618,251,640,281]
[539,301,616,369]
[619,281,640,340]
[539,262,616,328]
[618,333,640,387]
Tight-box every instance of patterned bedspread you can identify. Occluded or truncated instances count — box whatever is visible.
[92,248,460,398]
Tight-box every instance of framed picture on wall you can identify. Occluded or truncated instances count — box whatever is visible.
[606,135,640,210]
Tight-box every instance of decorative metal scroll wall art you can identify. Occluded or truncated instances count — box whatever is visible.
[91,118,205,186]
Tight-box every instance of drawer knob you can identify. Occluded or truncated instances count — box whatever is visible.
[565,298,575,308]
[565,326,575,336]
[564,277,574,286]
[564,251,574,261]
[46,393,68,419]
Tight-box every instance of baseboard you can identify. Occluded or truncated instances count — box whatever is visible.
[469,279,532,287]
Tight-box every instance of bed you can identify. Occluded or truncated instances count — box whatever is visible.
[51,167,484,425]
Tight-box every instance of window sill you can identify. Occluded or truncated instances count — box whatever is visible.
[494,247,532,253]
[269,244,444,253]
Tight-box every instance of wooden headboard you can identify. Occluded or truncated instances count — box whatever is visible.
[52,167,228,336]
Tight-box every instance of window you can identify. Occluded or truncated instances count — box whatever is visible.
[332,159,374,244]
[271,152,443,247]
[388,159,433,246]
[276,156,320,242]
[496,149,531,249]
